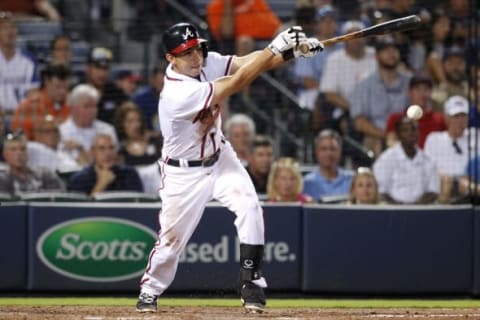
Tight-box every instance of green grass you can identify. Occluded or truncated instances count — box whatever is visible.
[1,297,480,308]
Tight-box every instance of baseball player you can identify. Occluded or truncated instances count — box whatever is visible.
[136,22,323,313]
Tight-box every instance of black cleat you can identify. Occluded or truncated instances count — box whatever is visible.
[240,282,266,313]
[136,292,158,313]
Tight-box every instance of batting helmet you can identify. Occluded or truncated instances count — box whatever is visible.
[163,22,208,58]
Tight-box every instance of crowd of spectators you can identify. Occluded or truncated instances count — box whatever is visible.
[0,0,478,205]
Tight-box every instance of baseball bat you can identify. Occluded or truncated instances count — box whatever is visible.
[299,14,422,53]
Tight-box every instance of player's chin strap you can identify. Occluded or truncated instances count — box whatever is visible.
[239,244,267,288]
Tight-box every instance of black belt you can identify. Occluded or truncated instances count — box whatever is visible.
[166,148,221,167]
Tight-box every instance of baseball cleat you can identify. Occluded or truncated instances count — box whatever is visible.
[136,292,158,313]
[240,282,266,313]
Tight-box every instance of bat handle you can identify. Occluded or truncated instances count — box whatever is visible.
[298,43,310,54]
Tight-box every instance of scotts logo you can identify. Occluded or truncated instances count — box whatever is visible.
[37,217,157,282]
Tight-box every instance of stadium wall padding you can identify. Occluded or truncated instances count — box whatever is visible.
[1,202,479,295]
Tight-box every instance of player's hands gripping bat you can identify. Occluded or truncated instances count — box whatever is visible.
[268,26,306,56]
[294,38,324,58]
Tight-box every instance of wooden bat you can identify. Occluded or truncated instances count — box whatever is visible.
[299,15,422,53]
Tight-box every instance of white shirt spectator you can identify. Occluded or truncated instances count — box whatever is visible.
[27,141,81,173]
[136,162,162,196]
[424,130,469,177]
[59,117,118,160]
[373,143,440,203]
[320,47,377,100]
[0,50,39,111]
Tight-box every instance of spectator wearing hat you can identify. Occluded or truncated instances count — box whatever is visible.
[11,63,71,140]
[385,74,446,148]
[293,5,341,112]
[431,46,468,111]
[0,12,39,114]
[132,62,166,130]
[350,36,410,157]
[319,20,377,131]
[373,117,439,204]
[84,47,128,124]
[113,69,142,97]
[424,95,471,203]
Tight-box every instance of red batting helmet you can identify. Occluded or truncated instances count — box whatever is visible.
[162,22,208,58]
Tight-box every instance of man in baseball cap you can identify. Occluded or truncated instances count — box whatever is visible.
[84,47,128,124]
[424,95,470,203]
[88,47,113,68]
[444,95,469,116]
[162,22,208,58]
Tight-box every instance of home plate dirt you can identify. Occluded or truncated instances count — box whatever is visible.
[2,306,480,320]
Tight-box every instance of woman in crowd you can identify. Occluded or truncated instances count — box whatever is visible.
[113,101,162,166]
[267,157,313,203]
[348,167,380,204]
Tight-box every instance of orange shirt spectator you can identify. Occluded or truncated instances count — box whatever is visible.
[207,0,281,41]
[11,64,71,139]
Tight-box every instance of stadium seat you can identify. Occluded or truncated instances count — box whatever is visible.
[92,191,160,203]
[0,192,13,202]
[17,191,89,202]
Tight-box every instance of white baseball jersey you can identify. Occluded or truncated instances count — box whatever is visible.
[159,51,233,160]
[0,49,39,111]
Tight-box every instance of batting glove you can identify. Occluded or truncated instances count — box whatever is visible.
[268,26,306,56]
[294,38,324,58]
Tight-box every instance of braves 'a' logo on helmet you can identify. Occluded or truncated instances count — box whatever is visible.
[182,27,195,41]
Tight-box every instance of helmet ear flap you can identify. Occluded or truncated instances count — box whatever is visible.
[201,41,209,58]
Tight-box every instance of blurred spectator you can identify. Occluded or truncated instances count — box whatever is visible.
[294,5,341,111]
[135,161,161,196]
[373,117,439,204]
[0,0,61,21]
[206,0,282,56]
[303,129,354,201]
[48,34,71,65]
[424,95,470,204]
[11,63,71,139]
[27,115,80,172]
[385,74,446,148]
[113,101,162,166]
[0,131,65,196]
[319,20,377,130]
[380,0,431,70]
[59,84,118,167]
[84,47,128,124]
[431,46,468,110]
[267,157,313,203]
[68,133,143,196]
[348,167,380,205]
[0,12,39,113]
[245,135,274,194]
[224,113,255,166]
[0,109,6,163]
[113,69,142,97]
[132,62,166,130]
[350,36,410,156]
[425,9,451,84]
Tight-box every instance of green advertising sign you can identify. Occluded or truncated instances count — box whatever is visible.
[36,217,157,282]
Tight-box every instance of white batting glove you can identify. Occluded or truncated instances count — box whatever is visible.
[268,26,306,56]
[294,38,324,58]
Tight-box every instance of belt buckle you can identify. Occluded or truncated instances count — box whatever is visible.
[202,156,215,167]
[201,150,219,167]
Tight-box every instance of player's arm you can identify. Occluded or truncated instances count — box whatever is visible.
[211,49,278,105]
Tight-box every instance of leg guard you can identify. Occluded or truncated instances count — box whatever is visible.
[239,244,264,282]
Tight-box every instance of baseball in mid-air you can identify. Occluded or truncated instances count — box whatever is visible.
[406,104,423,120]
